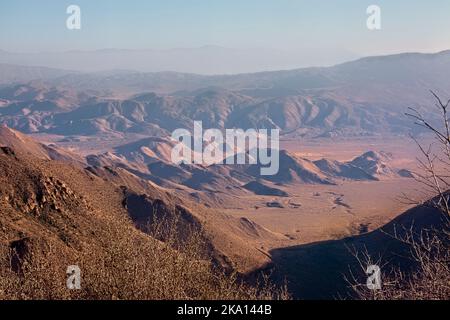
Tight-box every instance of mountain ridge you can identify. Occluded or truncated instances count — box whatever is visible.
[2,50,449,137]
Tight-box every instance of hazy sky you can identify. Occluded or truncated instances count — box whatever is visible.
[1,0,450,70]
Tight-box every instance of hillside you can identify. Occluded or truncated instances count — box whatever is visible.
[0,127,283,299]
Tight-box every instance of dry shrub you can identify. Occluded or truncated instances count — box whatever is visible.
[0,213,289,300]
[347,91,450,300]
[347,223,450,300]
[0,241,73,299]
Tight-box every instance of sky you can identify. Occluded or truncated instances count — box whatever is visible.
[0,0,450,71]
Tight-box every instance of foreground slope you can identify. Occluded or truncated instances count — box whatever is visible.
[0,127,282,299]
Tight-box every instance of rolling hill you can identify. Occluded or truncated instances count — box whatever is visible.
[86,133,412,207]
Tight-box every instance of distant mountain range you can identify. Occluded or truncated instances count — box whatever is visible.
[1,50,450,138]
[0,46,358,74]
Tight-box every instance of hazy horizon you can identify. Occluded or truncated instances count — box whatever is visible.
[0,45,359,74]
[1,46,450,75]
[2,0,450,74]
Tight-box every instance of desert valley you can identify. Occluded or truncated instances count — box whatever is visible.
[0,50,449,299]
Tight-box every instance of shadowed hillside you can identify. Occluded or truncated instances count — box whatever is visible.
[266,199,447,299]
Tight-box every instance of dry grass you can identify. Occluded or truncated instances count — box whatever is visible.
[0,214,289,300]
